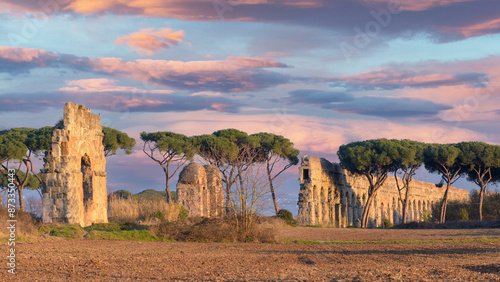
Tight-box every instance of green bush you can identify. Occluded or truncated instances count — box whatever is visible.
[154,211,165,221]
[178,206,189,221]
[421,209,432,222]
[277,209,295,225]
[459,207,469,221]
[383,218,392,228]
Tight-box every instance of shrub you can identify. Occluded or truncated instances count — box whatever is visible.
[276,209,295,226]
[458,207,469,221]
[178,206,189,221]
[150,217,277,243]
[421,209,432,222]
[383,218,392,228]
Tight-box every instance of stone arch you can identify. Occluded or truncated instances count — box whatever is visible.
[387,202,391,224]
[392,197,398,224]
[313,185,319,224]
[81,153,93,209]
[418,200,422,221]
[408,201,412,222]
[320,186,327,225]
[350,192,356,225]
[328,187,335,225]
[397,199,401,223]
[380,200,385,225]
[413,200,417,221]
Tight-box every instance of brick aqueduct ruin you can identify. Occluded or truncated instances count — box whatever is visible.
[42,103,108,226]
[41,103,470,227]
[296,156,469,227]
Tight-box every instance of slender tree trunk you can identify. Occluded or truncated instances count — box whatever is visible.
[478,187,485,221]
[163,166,172,203]
[165,178,171,203]
[440,183,450,224]
[402,183,411,223]
[402,198,408,224]
[266,164,279,215]
[18,186,24,212]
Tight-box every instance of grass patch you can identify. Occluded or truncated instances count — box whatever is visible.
[84,230,171,241]
[84,222,149,232]
[40,225,86,239]
[282,238,500,245]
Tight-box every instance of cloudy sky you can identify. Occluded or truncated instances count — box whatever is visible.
[1,0,500,213]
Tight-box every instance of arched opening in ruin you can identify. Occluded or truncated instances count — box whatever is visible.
[303,169,310,180]
[81,154,93,210]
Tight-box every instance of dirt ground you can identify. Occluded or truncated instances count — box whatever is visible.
[4,228,500,281]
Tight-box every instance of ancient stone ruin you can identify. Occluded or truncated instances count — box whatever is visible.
[41,102,108,227]
[176,163,224,217]
[297,156,469,227]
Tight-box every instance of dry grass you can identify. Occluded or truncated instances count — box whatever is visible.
[0,206,40,241]
[107,195,181,224]
[150,217,278,243]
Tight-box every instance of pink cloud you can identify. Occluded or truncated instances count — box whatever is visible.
[439,18,500,38]
[116,28,187,56]
[60,78,173,94]
[0,46,56,64]
[0,47,290,92]
[359,0,477,11]
[330,68,488,90]
[2,0,499,42]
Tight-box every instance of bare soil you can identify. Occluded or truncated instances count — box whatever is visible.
[4,228,500,281]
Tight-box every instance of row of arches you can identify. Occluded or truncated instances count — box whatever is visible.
[375,197,435,226]
[306,185,435,227]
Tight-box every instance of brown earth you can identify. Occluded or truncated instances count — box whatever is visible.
[3,228,500,281]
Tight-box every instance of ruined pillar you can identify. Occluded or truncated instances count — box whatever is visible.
[41,102,108,227]
[204,164,223,217]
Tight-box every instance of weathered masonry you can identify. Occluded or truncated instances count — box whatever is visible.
[297,156,469,227]
[176,162,224,217]
[41,102,108,227]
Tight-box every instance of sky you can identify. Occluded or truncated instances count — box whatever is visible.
[1,0,500,214]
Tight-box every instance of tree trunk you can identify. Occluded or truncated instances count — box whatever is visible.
[266,165,279,215]
[18,186,24,212]
[162,165,172,204]
[402,184,411,224]
[165,178,171,203]
[402,198,408,224]
[440,183,450,224]
[361,194,375,228]
[478,187,485,221]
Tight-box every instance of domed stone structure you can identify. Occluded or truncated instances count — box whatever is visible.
[177,163,223,217]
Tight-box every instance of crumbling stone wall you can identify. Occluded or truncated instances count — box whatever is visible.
[41,102,108,227]
[204,164,224,217]
[177,163,223,217]
[297,156,469,227]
